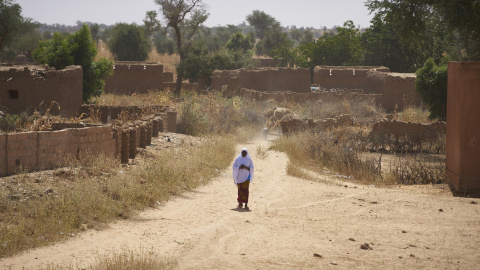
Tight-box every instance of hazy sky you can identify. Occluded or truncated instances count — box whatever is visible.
[15,0,374,29]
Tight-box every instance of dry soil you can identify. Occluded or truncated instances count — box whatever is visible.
[1,136,479,270]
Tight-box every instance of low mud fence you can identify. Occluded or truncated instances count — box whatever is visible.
[0,107,178,176]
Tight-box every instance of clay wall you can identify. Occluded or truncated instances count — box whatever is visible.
[0,65,83,117]
[369,120,446,141]
[366,71,422,112]
[446,62,480,191]
[0,125,114,176]
[313,66,389,90]
[104,62,173,94]
[210,68,310,93]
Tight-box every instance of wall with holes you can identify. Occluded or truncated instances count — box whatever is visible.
[0,65,83,117]
[313,66,390,90]
[103,62,174,94]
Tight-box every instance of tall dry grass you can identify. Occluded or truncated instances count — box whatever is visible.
[91,91,175,107]
[0,136,235,258]
[272,126,446,186]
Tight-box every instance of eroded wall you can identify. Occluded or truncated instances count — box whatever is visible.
[210,68,311,93]
[366,71,421,112]
[104,62,173,94]
[446,62,480,191]
[0,65,83,117]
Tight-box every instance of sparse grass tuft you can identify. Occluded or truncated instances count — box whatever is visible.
[393,106,433,123]
[40,247,177,270]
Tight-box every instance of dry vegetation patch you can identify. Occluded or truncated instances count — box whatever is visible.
[0,133,235,258]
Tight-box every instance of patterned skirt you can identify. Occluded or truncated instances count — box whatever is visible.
[237,180,250,204]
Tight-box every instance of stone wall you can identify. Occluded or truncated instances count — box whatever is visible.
[0,125,114,176]
[369,120,446,141]
[365,71,422,112]
[313,66,390,90]
[0,65,83,117]
[210,68,311,93]
[104,62,174,94]
[446,62,480,191]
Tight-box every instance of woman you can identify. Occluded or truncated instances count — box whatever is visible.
[232,148,254,210]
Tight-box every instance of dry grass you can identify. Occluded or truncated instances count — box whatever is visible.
[91,91,175,107]
[95,42,179,78]
[0,136,235,258]
[95,40,114,61]
[393,106,433,123]
[272,125,446,186]
[41,247,177,270]
[147,48,179,76]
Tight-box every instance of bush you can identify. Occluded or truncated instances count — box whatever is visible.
[415,58,448,120]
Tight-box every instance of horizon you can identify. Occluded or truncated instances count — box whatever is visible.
[14,0,374,29]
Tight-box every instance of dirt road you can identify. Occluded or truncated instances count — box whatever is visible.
[2,138,480,269]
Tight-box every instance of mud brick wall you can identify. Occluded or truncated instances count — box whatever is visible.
[104,62,173,94]
[0,65,83,117]
[366,71,422,112]
[313,66,389,90]
[163,82,200,91]
[369,120,446,140]
[446,62,480,191]
[279,114,354,134]
[0,125,115,176]
[210,68,310,93]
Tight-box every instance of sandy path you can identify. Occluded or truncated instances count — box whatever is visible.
[1,138,480,269]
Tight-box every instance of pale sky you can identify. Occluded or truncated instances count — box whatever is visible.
[15,0,374,29]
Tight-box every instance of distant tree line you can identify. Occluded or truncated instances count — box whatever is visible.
[1,0,478,117]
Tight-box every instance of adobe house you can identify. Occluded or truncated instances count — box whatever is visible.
[0,65,83,117]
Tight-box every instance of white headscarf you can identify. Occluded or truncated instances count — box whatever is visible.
[232,148,254,184]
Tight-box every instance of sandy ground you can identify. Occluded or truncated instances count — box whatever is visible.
[1,136,480,270]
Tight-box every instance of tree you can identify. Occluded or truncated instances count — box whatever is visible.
[33,24,113,102]
[155,0,208,95]
[143,11,161,37]
[108,23,151,61]
[361,13,425,72]
[365,0,480,60]
[246,10,280,39]
[90,23,100,49]
[0,0,22,54]
[226,32,253,52]
[415,58,448,120]
[301,21,364,67]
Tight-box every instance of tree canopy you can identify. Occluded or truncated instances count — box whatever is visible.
[33,24,113,102]
[108,23,151,61]
[246,10,280,39]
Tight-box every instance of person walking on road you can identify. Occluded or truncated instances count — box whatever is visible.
[232,148,254,210]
